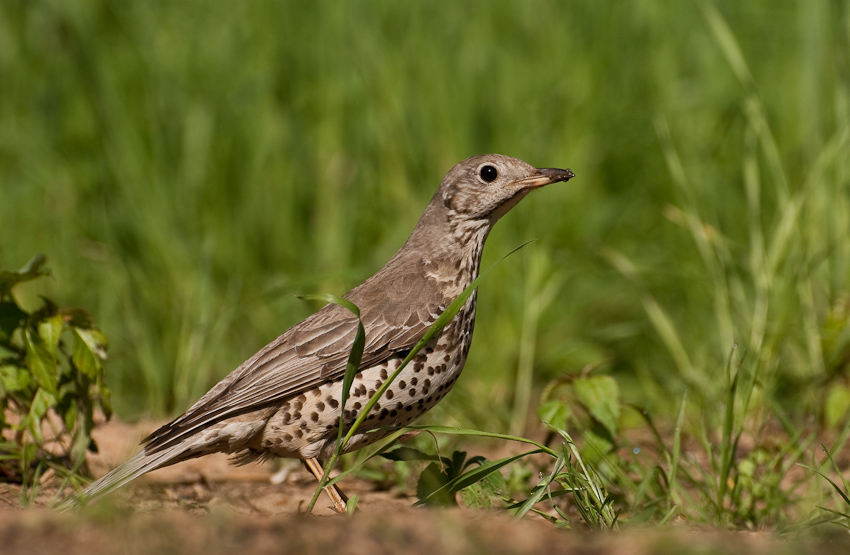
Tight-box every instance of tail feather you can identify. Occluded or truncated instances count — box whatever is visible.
[58,445,185,510]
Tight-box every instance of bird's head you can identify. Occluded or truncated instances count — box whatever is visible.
[438,154,574,223]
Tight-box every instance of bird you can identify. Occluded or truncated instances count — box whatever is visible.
[70,154,574,513]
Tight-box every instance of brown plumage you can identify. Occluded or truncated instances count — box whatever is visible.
[72,154,574,512]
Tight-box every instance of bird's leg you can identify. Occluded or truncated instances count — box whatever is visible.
[302,457,349,514]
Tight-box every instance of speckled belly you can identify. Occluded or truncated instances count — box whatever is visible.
[258,308,475,460]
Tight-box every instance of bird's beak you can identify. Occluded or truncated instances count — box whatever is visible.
[515,167,575,189]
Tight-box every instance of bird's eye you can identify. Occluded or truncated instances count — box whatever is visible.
[479,165,498,183]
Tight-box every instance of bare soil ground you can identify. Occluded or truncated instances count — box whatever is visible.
[0,419,848,555]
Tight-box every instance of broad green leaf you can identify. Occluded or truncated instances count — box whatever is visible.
[381,446,442,463]
[72,328,106,378]
[23,329,58,395]
[460,462,509,508]
[0,365,32,393]
[416,450,542,506]
[459,482,494,509]
[573,375,620,438]
[416,462,455,506]
[37,314,64,359]
[73,327,108,362]
[537,399,572,428]
[21,388,56,442]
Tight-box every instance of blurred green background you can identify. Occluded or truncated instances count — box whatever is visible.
[1,0,848,439]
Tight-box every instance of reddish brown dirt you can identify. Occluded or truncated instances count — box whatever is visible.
[0,419,847,555]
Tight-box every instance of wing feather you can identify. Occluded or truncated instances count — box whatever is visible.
[144,263,448,452]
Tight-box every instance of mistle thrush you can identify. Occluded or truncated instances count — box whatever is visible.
[74,154,574,512]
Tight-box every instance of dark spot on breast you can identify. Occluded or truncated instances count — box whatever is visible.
[299,421,308,429]
[283,433,293,442]
[413,360,424,373]
[374,380,383,389]
[390,410,398,417]
[353,402,362,410]
[411,377,418,386]
[405,406,413,412]
[355,372,363,379]
[380,368,388,380]
[282,412,292,424]
[317,402,325,411]
[443,354,451,363]
[311,388,321,397]
[294,429,303,438]
[386,389,394,399]
[409,388,417,397]
[310,412,319,422]
[427,367,435,376]
[368,389,375,397]
[296,394,306,403]
[292,411,302,420]
[380,408,389,419]
[327,397,339,408]
[399,380,407,389]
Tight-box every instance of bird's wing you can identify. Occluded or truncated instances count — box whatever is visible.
[144,265,448,452]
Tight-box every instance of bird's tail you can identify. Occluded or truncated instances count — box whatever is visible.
[57,444,186,510]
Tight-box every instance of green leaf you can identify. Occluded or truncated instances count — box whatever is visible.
[416,462,455,506]
[0,365,32,394]
[20,388,56,442]
[459,482,494,509]
[23,329,58,395]
[573,375,620,438]
[37,314,65,359]
[537,399,572,428]
[416,450,542,506]
[73,327,108,361]
[381,446,442,463]
[460,462,508,509]
[72,328,107,378]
